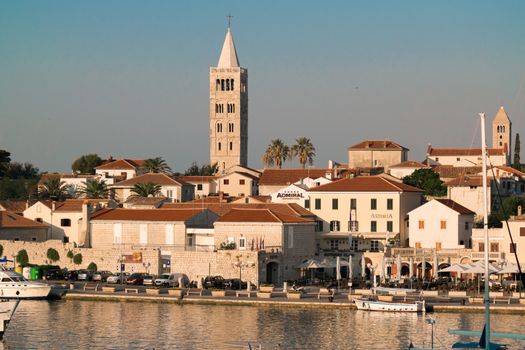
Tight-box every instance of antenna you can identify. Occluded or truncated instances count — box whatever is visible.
[226,13,233,29]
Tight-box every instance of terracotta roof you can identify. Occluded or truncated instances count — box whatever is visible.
[216,209,313,224]
[39,173,95,184]
[428,147,505,157]
[110,173,190,187]
[434,199,475,215]
[124,197,170,205]
[178,176,217,183]
[91,208,205,221]
[495,166,525,178]
[433,166,482,180]
[218,171,259,180]
[54,199,112,212]
[185,196,238,204]
[348,140,408,151]
[445,175,492,187]
[0,200,28,214]
[310,176,423,192]
[259,168,332,186]
[390,161,428,168]
[95,159,145,170]
[0,211,48,229]
[162,202,316,218]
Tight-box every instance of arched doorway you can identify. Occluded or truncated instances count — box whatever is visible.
[438,263,451,277]
[418,262,432,279]
[401,265,410,277]
[266,262,279,285]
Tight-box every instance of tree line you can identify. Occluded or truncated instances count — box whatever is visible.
[262,137,316,168]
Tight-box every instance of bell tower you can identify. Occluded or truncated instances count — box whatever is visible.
[492,106,512,164]
[210,22,248,173]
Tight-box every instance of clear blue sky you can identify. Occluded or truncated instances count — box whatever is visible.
[1,1,525,172]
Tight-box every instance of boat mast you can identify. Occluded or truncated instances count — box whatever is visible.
[480,112,490,348]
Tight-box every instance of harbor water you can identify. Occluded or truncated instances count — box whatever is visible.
[3,300,525,349]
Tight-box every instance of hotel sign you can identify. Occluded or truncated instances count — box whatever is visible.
[371,213,393,219]
[276,190,305,200]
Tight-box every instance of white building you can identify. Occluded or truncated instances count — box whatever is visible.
[388,161,428,179]
[408,199,474,249]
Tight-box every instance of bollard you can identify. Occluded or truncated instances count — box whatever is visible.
[283,282,288,292]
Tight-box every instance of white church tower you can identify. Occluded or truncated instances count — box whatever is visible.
[209,23,248,172]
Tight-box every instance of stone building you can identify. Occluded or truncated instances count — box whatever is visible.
[347,140,409,171]
[0,211,48,242]
[492,106,512,164]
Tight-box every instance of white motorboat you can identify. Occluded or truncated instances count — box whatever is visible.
[0,299,20,339]
[354,297,425,313]
[0,267,51,299]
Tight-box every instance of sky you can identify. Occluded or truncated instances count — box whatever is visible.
[1,1,525,173]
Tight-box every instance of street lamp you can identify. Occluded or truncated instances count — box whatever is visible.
[425,318,436,349]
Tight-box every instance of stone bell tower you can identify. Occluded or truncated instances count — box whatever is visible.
[209,23,248,173]
[492,106,512,164]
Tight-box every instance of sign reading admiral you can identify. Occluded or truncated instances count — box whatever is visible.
[276,190,304,199]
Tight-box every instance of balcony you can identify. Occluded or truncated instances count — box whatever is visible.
[471,251,505,261]
[348,221,359,232]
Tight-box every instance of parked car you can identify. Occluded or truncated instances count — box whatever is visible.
[167,273,189,288]
[44,269,65,280]
[107,272,129,284]
[126,273,145,285]
[64,270,78,281]
[92,271,112,282]
[224,278,247,290]
[77,270,92,281]
[203,275,225,289]
[154,273,171,286]
[143,275,155,286]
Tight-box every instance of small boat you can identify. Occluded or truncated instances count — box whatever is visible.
[0,299,20,340]
[354,297,425,313]
[0,267,51,299]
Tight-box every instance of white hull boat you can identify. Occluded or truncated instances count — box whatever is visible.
[0,299,20,339]
[354,298,425,313]
[0,268,51,299]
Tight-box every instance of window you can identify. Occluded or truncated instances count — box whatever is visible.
[60,218,71,227]
[521,227,525,237]
[371,221,377,232]
[415,242,421,248]
[332,198,338,210]
[478,242,484,252]
[218,142,222,151]
[197,184,203,191]
[228,123,234,132]
[440,220,447,229]
[418,220,425,229]
[435,242,442,250]
[36,218,43,223]
[371,198,377,210]
[229,142,233,151]
[239,237,246,250]
[139,224,148,245]
[223,179,229,185]
[113,223,122,244]
[456,157,460,161]
[387,221,393,232]
[386,199,393,210]
[465,221,469,230]
[330,220,340,232]
[316,220,324,232]
[217,123,222,132]
[490,243,499,252]
[239,179,245,185]
[349,221,359,231]
[510,243,517,253]
[351,239,358,251]
[315,198,321,210]
[350,198,357,210]
[370,240,379,251]
[330,239,339,250]
[165,224,174,245]
[304,199,310,209]
[231,79,234,90]
[166,190,173,198]
[287,227,294,249]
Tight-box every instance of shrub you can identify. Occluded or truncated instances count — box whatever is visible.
[87,262,97,271]
[73,253,83,265]
[219,242,236,250]
[67,250,74,260]
[16,249,29,266]
[46,248,60,262]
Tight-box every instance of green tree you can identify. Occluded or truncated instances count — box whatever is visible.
[513,133,521,171]
[77,178,109,199]
[87,262,97,271]
[73,253,83,265]
[290,137,316,168]
[4,162,39,179]
[0,178,38,200]
[67,250,74,260]
[38,177,71,200]
[141,157,172,174]
[16,249,29,266]
[130,182,162,198]
[262,139,290,168]
[72,154,103,174]
[402,168,446,197]
[184,162,219,176]
[0,150,11,178]
[46,248,60,262]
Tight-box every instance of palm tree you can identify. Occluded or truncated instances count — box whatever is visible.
[291,137,316,168]
[262,139,290,168]
[141,157,172,174]
[77,178,109,199]
[38,177,71,200]
[130,182,162,198]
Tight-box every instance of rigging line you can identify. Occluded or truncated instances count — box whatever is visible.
[487,158,524,281]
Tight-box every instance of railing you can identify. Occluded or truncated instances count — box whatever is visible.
[471,251,505,261]
[348,221,359,232]
[128,244,215,252]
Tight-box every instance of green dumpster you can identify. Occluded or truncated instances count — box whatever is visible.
[30,266,42,280]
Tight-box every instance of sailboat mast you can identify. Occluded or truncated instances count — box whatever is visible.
[480,112,491,348]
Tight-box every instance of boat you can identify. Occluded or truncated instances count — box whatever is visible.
[0,266,51,299]
[0,299,20,340]
[354,297,425,312]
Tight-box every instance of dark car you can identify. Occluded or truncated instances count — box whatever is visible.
[224,279,247,290]
[203,276,225,289]
[64,270,78,281]
[92,271,112,282]
[126,273,144,285]
[44,269,65,280]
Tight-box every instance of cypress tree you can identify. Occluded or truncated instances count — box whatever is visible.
[513,133,521,170]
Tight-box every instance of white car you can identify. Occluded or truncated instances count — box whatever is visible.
[107,273,128,284]
[154,273,171,287]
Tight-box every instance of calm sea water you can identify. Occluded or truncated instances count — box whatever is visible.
[2,300,525,349]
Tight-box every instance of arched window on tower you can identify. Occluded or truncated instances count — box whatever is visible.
[216,79,220,91]
[226,79,230,91]
[229,142,233,151]
[218,142,222,151]
[221,79,225,91]
[502,125,505,133]
[231,79,235,91]
[217,123,222,133]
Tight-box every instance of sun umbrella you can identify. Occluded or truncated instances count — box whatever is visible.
[439,264,468,273]
[336,256,341,281]
[498,263,519,274]
[348,256,353,280]
[361,255,366,279]
[433,252,439,279]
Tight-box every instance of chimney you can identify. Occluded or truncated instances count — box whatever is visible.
[51,201,56,211]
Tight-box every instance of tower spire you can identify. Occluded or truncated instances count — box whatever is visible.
[217,19,240,68]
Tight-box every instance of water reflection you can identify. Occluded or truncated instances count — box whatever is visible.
[2,300,525,349]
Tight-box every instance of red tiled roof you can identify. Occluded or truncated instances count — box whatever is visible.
[434,199,475,215]
[162,202,316,218]
[390,161,428,168]
[216,208,313,223]
[348,140,408,151]
[54,199,112,212]
[259,168,332,186]
[219,171,259,180]
[433,166,482,180]
[0,211,48,229]
[95,159,145,170]
[495,166,525,178]
[177,176,217,183]
[124,197,170,205]
[445,175,492,187]
[428,148,505,156]
[0,200,28,214]
[91,208,204,221]
[310,176,423,192]
[110,173,190,187]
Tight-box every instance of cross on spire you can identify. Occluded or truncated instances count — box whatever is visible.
[227,13,233,29]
